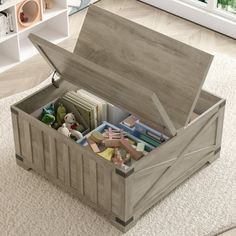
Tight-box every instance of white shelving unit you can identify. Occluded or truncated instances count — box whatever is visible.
[0,0,69,73]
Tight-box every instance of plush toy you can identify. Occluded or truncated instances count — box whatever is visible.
[64,113,84,133]
[41,114,55,125]
[43,104,55,115]
[58,123,82,141]
[64,113,83,139]
[56,103,67,126]
[41,104,55,126]
[58,123,71,137]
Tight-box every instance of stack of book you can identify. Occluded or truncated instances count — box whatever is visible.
[63,90,108,131]
[0,10,14,37]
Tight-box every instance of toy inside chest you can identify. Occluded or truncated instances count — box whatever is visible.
[33,89,171,169]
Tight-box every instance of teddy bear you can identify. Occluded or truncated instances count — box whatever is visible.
[64,113,83,140]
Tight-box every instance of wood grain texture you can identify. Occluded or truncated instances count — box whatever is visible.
[10,2,226,231]
[74,4,214,129]
[83,153,98,204]
[132,105,220,217]
[1,0,236,100]
[97,165,112,211]
[31,126,44,171]
[29,34,176,136]
[12,91,225,232]
[11,112,21,156]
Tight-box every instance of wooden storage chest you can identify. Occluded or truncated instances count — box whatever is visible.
[11,5,225,232]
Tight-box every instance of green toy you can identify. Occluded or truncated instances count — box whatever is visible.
[56,103,67,126]
[41,114,55,125]
[41,103,56,126]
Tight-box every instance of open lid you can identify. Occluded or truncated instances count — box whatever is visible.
[74,5,214,129]
[29,5,213,137]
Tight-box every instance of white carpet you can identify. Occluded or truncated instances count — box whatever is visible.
[0,55,236,236]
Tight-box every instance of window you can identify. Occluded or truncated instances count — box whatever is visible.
[217,0,236,14]
[142,0,236,38]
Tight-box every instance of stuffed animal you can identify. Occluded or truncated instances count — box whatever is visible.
[64,113,84,133]
[41,114,55,126]
[56,103,66,126]
[58,123,71,137]
[58,123,82,140]
[64,113,83,139]
[41,104,55,126]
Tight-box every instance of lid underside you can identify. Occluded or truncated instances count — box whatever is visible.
[29,33,176,136]
[29,5,213,136]
[74,5,214,130]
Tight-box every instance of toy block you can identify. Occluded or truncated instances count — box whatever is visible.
[104,139,121,147]
[90,131,104,143]
[87,138,100,153]
[120,140,143,161]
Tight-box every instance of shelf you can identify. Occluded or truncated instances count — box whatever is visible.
[0,5,18,41]
[0,0,68,73]
[19,28,67,61]
[0,32,17,44]
[19,12,68,61]
[43,6,67,21]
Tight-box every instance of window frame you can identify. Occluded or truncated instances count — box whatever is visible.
[140,0,236,38]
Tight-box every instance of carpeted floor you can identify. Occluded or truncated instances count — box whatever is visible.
[0,54,235,236]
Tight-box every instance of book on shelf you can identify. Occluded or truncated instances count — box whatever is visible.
[0,10,14,37]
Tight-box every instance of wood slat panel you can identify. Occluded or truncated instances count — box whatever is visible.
[48,136,57,177]
[134,100,221,171]
[132,165,169,206]
[11,111,21,155]
[69,145,84,194]
[97,165,112,212]
[215,103,225,146]
[56,141,64,182]
[134,152,214,219]
[74,5,213,129]
[111,172,125,218]
[18,114,26,158]
[43,132,51,174]
[23,121,33,164]
[63,144,71,187]
[83,154,98,203]
[134,111,219,212]
[31,126,44,170]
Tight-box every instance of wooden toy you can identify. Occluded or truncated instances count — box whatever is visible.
[98,148,115,161]
[120,140,143,161]
[104,128,126,139]
[112,148,124,166]
[12,5,225,233]
[90,131,104,143]
[87,138,100,153]
[103,139,121,148]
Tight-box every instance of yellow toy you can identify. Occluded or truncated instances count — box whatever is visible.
[98,148,115,161]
